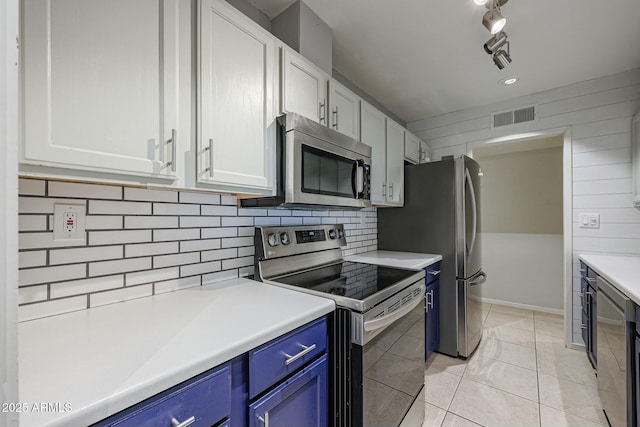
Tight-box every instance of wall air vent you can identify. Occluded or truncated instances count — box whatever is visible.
[492,105,536,128]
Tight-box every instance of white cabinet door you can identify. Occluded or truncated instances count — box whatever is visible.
[404,131,421,164]
[420,141,432,163]
[360,101,387,205]
[22,0,179,181]
[386,120,405,206]
[328,80,360,140]
[281,48,329,125]
[198,0,277,193]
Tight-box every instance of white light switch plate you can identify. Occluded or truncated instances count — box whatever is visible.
[579,213,600,229]
[53,204,86,241]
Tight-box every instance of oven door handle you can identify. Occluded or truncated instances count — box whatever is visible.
[363,291,424,332]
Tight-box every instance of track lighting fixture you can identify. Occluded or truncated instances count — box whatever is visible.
[482,8,506,34]
[493,43,512,69]
[476,0,513,69]
[473,0,489,5]
[483,31,507,54]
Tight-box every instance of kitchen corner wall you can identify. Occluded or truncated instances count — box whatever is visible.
[17,178,377,322]
[408,67,640,345]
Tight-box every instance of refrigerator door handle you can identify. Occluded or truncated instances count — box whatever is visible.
[469,271,486,286]
[465,168,478,262]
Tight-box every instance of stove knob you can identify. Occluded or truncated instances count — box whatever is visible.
[280,232,291,245]
[328,229,337,240]
[337,228,344,239]
[267,233,279,247]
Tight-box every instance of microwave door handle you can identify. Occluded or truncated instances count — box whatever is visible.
[352,160,365,198]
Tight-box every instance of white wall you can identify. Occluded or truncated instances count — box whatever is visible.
[1,0,19,425]
[409,68,640,345]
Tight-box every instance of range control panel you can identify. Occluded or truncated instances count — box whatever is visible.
[256,224,347,259]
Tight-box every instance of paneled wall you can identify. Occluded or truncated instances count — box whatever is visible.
[17,178,377,322]
[408,68,640,345]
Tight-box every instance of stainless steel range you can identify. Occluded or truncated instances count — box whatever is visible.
[254,224,426,427]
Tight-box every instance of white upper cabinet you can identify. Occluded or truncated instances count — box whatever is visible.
[633,112,640,207]
[198,0,277,194]
[21,0,180,181]
[404,131,421,164]
[281,48,329,125]
[420,140,432,163]
[361,101,387,205]
[328,80,360,140]
[385,120,405,206]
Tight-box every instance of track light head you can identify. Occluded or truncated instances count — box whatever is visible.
[484,31,507,54]
[493,48,512,69]
[474,0,489,5]
[483,8,506,34]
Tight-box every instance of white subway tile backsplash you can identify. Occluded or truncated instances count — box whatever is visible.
[89,257,152,277]
[19,285,48,304]
[19,178,46,196]
[85,215,123,230]
[49,181,122,200]
[180,261,221,277]
[153,228,200,242]
[18,250,47,269]
[126,242,179,258]
[180,239,221,252]
[19,215,47,231]
[155,276,201,294]
[153,203,200,216]
[19,264,86,286]
[201,205,237,216]
[89,230,152,246]
[153,252,200,269]
[89,200,151,215]
[201,227,237,239]
[179,191,221,205]
[18,179,377,320]
[89,284,153,308]
[125,216,178,229]
[179,216,221,228]
[124,187,177,203]
[51,275,124,298]
[50,245,123,265]
[126,267,179,286]
[221,237,253,248]
[19,296,87,322]
[201,248,237,262]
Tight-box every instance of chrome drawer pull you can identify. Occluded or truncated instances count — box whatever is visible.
[171,416,195,427]
[580,324,588,329]
[258,411,270,427]
[585,277,596,283]
[428,270,440,276]
[579,269,587,273]
[284,343,316,365]
[426,290,434,310]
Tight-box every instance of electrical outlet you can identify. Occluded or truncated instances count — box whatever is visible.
[53,204,86,241]
[579,213,600,229]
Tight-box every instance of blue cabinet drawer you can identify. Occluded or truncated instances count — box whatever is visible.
[249,316,327,399]
[425,262,441,285]
[96,363,231,427]
[249,354,328,427]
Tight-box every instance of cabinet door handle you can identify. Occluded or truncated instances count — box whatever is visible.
[319,100,326,124]
[171,416,195,427]
[585,277,596,283]
[579,269,587,273]
[284,343,316,365]
[389,183,394,198]
[206,138,214,177]
[382,183,386,197]
[332,106,338,129]
[426,290,434,310]
[258,411,270,427]
[580,324,588,329]
[428,270,440,276]
[166,129,177,172]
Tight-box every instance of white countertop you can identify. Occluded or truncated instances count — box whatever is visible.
[579,254,640,306]
[345,250,442,270]
[19,278,335,427]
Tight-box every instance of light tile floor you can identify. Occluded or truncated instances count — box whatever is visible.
[423,303,607,427]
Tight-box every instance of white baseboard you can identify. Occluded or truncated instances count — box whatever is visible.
[480,297,564,316]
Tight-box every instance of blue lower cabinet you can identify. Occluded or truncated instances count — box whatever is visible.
[249,354,328,427]
[426,279,440,360]
[636,336,640,427]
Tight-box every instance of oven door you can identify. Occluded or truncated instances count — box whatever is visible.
[287,130,371,209]
[359,281,425,427]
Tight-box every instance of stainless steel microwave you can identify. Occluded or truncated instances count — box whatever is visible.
[241,113,372,210]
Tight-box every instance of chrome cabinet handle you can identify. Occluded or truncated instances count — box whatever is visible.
[580,324,588,329]
[284,343,316,365]
[585,277,596,283]
[171,416,195,427]
[428,270,440,276]
[389,183,394,198]
[206,138,214,177]
[579,269,587,273]
[382,183,386,197]
[332,106,339,129]
[166,129,177,172]
[426,290,434,311]
[258,411,270,427]
[319,100,326,124]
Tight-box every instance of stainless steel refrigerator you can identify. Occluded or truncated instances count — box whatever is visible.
[378,155,486,358]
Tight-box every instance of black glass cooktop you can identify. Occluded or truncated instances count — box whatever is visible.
[273,261,420,302]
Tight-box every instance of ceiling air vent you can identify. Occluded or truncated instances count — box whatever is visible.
[492,105,536,128]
